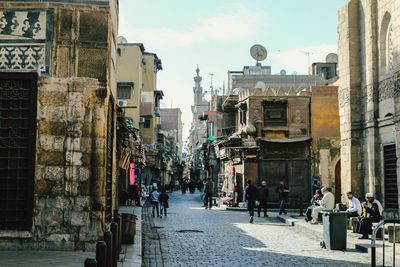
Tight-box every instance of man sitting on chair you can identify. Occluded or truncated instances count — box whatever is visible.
[310,187,335,224]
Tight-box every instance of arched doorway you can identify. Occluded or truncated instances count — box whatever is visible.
[335,160,341,203]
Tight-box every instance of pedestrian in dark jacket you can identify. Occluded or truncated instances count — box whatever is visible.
[257,181,269,217]
[159,188,169,217]
[245,180,258,223]
[276,181,289,215]
[204,178,214,210]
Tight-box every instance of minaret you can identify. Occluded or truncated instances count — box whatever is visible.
[193,65,203,105]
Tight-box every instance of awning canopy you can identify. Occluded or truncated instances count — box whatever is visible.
[259,136,311,143]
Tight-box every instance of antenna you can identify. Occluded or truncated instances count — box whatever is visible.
[209,73,214,96]
[300,50,314,70]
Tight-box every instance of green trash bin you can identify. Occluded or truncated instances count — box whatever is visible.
[322,211,347,250]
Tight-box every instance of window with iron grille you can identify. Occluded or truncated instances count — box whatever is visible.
[264,101,287,126]
[383,144,398,209]
[0,73,37,230]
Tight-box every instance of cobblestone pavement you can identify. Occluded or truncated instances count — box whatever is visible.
[142,191,372,267]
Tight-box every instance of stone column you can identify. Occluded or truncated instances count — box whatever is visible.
[338,0,364,197]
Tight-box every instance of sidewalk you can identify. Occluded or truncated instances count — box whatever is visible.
[276,212,399,264]
[0,205,142,267]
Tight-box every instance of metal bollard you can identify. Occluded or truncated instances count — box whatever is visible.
[84,258,97,267]
[298,197,303,216]
[114,209,122,253]
[104,231,112,267]
[110,222,119,267]
[96,241,107,267]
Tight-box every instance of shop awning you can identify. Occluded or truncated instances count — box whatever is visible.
[259,137,311,143]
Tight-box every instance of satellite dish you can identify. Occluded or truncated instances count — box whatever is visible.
[280,69,286,75]
[250,44,268,62]
[117,36,128,44]
[326,53,338,63]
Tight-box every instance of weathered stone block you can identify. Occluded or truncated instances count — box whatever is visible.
[38,121,67,136]
[44,166,64,181]
[54,136,65,151]
[74,196,91,211]
[66,151,82,166]
[65,166,78,180]
[39,91,68,106]
[39,135,55,151]
[37,151,65,165]
[46,234,70,242]
[39,106,67,121]
[70,211,89,226]
[79,12,108,43]
[64,137,81,151]
[64,181,79,196]
[78,167,90,181]
[77,48,107,79]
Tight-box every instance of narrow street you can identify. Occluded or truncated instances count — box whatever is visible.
[142,192,370,267]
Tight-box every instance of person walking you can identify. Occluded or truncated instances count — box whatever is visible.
[159,188,169,218]
[245,180,258,223]
[204,178,214,210]
[276,181,289,215]
[257,181,269,217]
[150,187,160,217]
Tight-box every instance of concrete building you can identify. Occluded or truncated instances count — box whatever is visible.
[0,0,119,250]
[160,108,183,159]
[338,0,400,216]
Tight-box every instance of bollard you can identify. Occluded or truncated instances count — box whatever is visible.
[104,231,112,267]
[114,209,122,253]
[110,222,119,267]
[96,241,107,267]
[84,258,97,267]
[299,197,303,217]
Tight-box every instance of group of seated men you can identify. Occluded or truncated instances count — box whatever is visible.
[305,187,383,239]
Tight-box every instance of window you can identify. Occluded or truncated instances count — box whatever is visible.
[383,144,398,209]
[264,101,287,126]
[239,104,247,125]
[144,118,151,128]
[117,82,133,99]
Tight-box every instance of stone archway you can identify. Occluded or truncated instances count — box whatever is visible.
[335,160,341,203]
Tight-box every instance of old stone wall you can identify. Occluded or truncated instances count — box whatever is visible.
[338,0,400,211]
[0,2,118,250]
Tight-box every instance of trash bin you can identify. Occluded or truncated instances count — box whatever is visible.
[322,211,347,250]
[121,213,136,244]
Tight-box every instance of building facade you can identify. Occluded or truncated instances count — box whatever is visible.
[0,0,119,250]
[338,0,400,216]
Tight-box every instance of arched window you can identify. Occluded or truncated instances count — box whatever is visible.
[380,12,392,73]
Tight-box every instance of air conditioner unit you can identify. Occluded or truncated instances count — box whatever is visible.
[117,100,128,107]
[139,117,145,124]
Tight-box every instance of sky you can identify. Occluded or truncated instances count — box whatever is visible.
[118,0,348,141]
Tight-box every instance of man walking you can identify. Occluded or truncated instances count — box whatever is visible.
[204,178,214,210]
[245,180,258,223]
[257,181,269,217]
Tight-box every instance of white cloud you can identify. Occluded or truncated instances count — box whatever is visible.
[120,6,264,48]
[269,44,338,74]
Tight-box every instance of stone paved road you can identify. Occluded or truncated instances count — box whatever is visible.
[142,191,371,267]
